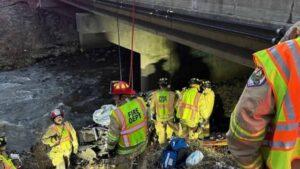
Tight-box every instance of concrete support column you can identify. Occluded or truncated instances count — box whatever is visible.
[76,13,109,49]
[97,14,179,91]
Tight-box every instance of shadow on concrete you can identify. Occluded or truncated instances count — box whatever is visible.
[171,44,210,90]
[142,58,171,91]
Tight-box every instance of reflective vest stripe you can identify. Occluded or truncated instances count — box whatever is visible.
[114,108,130,146]
[123,135,130,147]
[135,98,147,116]
[287,39,300,75]
[268,46,290,81]
[191,94,200,120]
[179,103,198,111]
[275,123,298,131]
[115,108,126,130]
[0,155,16,169]
[120,121,147,135]
[272,42,299,120]
[115,99,147,147]
[51,124,72,143]
[263,140,296,150]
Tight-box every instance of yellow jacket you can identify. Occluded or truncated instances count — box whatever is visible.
[0,154,16,169]
[42,121,78,165]
[199,88,215,122]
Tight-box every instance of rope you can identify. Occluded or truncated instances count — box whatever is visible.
[128,0,136,88]
[116,5,123,80]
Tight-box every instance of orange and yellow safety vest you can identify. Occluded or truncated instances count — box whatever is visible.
[176,87,201,128]
[253,37,300,169]
[112,97,148,149]
[0,154,16,169]
[152,90,175,122]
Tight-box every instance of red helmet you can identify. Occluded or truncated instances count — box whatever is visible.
[50,109,64,119]
[110,81,136,95]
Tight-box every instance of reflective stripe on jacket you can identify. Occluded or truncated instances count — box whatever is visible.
[176,87,201,128]
[0,154,16,169]
[151,90,175,122]
[112,97,148,149]
[252,37,300,169]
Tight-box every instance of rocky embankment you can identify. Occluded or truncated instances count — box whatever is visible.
[0,0,78,70]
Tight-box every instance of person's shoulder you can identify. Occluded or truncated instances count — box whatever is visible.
[64,121,73,127]
[246,67,266,88]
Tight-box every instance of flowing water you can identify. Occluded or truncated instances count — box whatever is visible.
[0,48,119,152]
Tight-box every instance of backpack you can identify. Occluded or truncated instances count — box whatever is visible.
[160,137,189,169]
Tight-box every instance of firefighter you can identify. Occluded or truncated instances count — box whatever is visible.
[227,22,300,169]
[198,80,215,138]
[150,78,176,144]
[176,78,204,140]
[0,136,17,169]
[107,81,148,168]
[42,109,78,169]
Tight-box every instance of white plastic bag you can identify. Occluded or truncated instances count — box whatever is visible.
[93,104,116,126]
[185,150,204,167]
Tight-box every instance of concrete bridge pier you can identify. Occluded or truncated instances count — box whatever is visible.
[96,14,180,91]
[76,13,109,49]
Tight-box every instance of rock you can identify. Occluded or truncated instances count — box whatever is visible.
[77,146,97,162]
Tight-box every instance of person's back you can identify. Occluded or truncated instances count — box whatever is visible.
[227,22,300,169]
[111,96,148,155]
[176,87,201,128]
[151,89,176,122]
[150,78,176,144]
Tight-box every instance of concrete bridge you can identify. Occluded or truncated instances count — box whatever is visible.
[37,0,300,90]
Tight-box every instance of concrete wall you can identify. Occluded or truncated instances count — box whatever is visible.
[115,0,299,27]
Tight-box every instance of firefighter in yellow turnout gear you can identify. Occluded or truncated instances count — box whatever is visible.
[200,81,215,137]
[0,136,16,169]
[42,109,78,169]
[107,81,148,168]
[176,78,215,140]
[150,78,176,144]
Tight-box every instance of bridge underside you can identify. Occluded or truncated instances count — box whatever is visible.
[48,0,283,68]
[40,0,285,90]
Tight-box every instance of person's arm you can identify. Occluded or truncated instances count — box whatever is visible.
[199,88,215,120]
[41,125,59,147]
[65,122,79,154]
[227,68,275,169]
[107,111,121,151]
[149,92,156,120]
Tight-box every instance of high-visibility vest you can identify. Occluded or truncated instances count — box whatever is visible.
[113,97,148,148]
[254,37,300,169]
[176,87,201,128]
[50,122,73,145]
[0,154,16,169]
[153,90,175,122]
